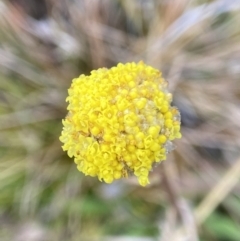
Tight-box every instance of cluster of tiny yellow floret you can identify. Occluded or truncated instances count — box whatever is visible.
[60,61,181,186]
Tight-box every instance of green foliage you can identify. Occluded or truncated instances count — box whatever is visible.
[205,213,240,241]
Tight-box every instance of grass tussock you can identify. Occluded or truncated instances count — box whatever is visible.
[0,0,240,240]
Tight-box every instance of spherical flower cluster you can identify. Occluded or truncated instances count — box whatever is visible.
[60,61,181,186]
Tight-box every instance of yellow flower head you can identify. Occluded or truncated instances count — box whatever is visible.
[60,61,181,186]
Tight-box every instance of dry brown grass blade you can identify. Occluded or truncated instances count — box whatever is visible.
[146,0,240,65]
[194,156,240,226]
[0,107,60,130]
[168,156,240,241]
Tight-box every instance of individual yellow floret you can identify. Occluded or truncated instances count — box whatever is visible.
[60,61,181,186]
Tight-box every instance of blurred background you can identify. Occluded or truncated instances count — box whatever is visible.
[1,0,240,240]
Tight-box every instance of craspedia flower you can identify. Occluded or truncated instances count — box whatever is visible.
[60,61,181,186]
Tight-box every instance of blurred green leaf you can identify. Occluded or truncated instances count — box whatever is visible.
[204,213,240,241]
